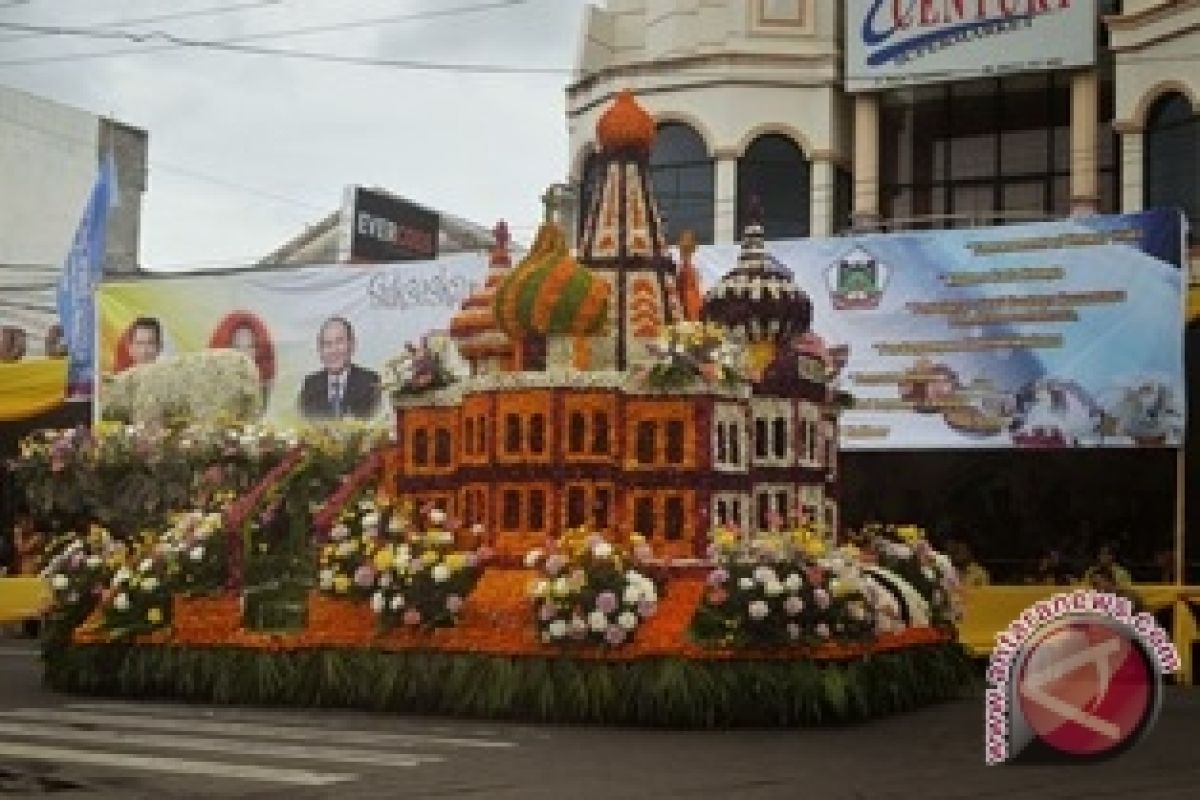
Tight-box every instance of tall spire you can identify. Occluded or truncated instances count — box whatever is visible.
[576,89,678,371]
[579,90,670,262]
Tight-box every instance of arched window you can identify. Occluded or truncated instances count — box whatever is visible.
[650,122,714,244]
[738,134,810,238]
[1145,93,1199,242]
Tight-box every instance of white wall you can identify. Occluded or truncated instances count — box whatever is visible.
[567,0,844,242]
[0,85,99,272]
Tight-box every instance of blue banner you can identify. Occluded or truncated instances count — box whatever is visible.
[694,210,1186,450]
[56,152,117,398]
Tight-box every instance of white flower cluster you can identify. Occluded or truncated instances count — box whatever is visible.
[102,350,262,426]
[527,537,659,647]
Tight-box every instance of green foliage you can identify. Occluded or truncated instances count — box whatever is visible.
[45,642,974,727]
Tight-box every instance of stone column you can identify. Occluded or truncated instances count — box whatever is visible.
[714,150,738,242]
[1119,129,1144,214]
[810,156,835,237]
[1070,69,1100,216]
[852,93,880,230]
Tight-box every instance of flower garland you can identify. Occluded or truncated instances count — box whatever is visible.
[525,530,659,647]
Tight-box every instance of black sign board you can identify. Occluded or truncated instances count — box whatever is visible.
[343,187,439,262]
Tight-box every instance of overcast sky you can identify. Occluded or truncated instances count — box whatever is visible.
[1,0,593,271]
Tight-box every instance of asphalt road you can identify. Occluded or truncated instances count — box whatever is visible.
[0,639,1197,799]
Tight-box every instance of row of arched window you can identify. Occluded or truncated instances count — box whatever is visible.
[580,128,821,244]
[578,93,1198,243]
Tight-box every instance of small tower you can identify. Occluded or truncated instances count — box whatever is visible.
[492,221,609,372]
[449,221,517,375]
[577,90,682,371]
[701,212,812,380]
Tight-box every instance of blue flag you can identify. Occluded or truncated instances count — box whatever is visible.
[56,152,118,399]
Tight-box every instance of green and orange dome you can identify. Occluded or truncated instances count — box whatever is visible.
[494,223,609,338]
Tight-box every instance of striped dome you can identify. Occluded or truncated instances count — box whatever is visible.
[450,221,516,360]
[494,223,610,338]
[701,221,811,344]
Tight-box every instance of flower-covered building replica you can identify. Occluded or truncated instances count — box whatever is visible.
[23,91,969,728]
[402,91,848,560]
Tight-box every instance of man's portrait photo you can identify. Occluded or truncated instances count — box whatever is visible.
[298,316,381,420]
[113,316,164,372]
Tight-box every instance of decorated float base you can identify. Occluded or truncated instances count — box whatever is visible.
[47,569,972,727]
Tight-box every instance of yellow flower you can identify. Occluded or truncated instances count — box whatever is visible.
[444,553,466,571]
[146,607,163,624]
[333,573,351,594]
[831,574,860,598]
[373,546,394,572]
[896,524,923,544]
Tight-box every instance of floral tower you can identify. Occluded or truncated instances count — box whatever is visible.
[577,90,683,371]
[449,221,517,375]
[492,219,610,372]
[701,214,812,380]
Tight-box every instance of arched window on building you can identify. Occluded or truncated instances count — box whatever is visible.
[1145,93,1199,243]
[737,134,810,238]
[650,122,714,244]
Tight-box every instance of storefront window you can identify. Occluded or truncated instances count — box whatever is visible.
[650,122,714,244]
[737,134,810,238]
[880,74,1117,229]
[1145,93,1199,244]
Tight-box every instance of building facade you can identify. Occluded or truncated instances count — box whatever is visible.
[566,1,1197,284]
[0,85,147,356]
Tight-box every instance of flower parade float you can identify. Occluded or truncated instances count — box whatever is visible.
[28,91,971,726]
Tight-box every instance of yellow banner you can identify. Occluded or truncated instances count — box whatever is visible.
[0,577,50,623]
[0,359,66,422]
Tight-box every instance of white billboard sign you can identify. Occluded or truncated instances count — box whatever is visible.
[845,0,1096,92]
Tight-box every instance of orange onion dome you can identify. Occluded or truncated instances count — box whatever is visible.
[450,221,516,360]
[596,89,656,154]
[493,222,610,338]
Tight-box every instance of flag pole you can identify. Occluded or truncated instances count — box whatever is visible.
[1175,210,1189,588]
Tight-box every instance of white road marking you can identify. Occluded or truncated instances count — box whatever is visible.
[66,701,506,738]
[0,721,438,768]
[0,742,354,786]
[0,708,516,750]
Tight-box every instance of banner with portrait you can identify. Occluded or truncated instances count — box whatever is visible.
[94,254,487,429]
[693,209,1186,450]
